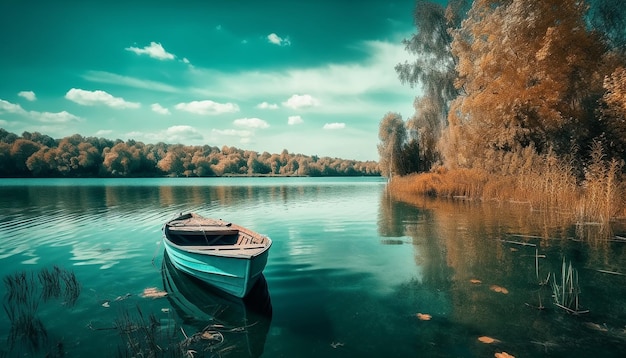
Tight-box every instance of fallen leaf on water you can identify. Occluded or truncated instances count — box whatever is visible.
[509,247,518,252]
[331,342,344,348]
[201,331,220,340]
[478,336,499,344]
[102,301,110,308]
[416,313,432,321]
[495,352,515,358]
[161,308,170,313]
[470,279,482,284]
[584,322,608,332]
[142,287,168,299]
[490,285,509,294]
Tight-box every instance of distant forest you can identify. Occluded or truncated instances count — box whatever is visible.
[0,129,380,177]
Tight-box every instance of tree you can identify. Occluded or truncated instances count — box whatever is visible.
[396,0,467,172]
[446,0,607,171]
[378,112,407,178]
[10,139,41,175]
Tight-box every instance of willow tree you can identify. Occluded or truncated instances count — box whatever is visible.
[378,112,407,178]
[396,0,467,171]
[446,0,607,172]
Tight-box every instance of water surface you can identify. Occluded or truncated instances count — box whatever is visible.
[1,177,625,357]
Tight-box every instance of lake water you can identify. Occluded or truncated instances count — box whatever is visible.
[1,177,626,357]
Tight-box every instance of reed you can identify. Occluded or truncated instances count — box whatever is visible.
[387,145,625,230]
[550,258,589,314]
[2,266,81,355]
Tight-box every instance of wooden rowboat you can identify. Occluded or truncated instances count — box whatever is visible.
[162,212,272,298]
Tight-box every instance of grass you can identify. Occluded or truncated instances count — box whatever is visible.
[388,146,625,229]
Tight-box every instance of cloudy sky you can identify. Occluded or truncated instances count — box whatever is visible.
[0,0,422,161]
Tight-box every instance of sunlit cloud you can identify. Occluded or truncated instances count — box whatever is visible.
[211,128,253,140]
[323,122,345,130]
[151,103,171,115]
[125,41,175,60]
[267,33,290,46]
[83,71,178,93]
[95,129,113,136]
[0,98,81,123]
[175,100,239,115]
[233,117,269,129]
[164,125,203,141]
[288,115,304,125]
[256,101,279,110]
[282,94,320,109]
[125,125,203,144]
[18,91,36,101]
[186,39,415,117]
[65,88,140,109]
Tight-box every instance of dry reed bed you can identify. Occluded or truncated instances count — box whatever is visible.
[388,154,625,225]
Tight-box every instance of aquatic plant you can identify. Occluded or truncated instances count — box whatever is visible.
[551,258,589,314]
[2,266,81,355]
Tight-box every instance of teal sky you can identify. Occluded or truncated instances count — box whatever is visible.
[0,0,421,161]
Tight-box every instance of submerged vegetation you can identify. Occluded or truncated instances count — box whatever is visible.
[2,266,81,356]
[0,128,380,178]
[381,0,626,222]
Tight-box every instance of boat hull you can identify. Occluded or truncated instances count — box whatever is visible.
[163,238,270,298]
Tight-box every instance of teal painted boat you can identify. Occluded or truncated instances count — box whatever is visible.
[162,212,272,298]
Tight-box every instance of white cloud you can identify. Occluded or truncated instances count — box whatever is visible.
[267,33,290,46]
[95,129,113,136]
[0,98,81,123]
[164,125,203,141]
[282,94,320,109]
[151,103,171,115]
[212,128,253,138]
[288,115,304,125]
[125,42,175,60]
[256,101,279,110]
[233,117,269,129]
[18,91,36,101]
[175,100,239,115]
[125,125,203,144]
[323,122,345,130]
[35,111,81,123]
[65,88,140,109]
[83,71,178,93]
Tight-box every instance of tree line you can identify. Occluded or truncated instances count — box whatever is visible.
[0,129,380,177]
[379,0,626,179]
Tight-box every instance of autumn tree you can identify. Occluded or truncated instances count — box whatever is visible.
[378,112,407,177]
[446,0,607,173]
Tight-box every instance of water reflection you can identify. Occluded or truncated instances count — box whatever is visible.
[162,253,272,357]
[379,190,626,357]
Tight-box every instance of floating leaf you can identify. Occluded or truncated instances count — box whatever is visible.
[478,336,499,344]
[141,287,168,299]
[331,342,344,348]
[161,308,170,313]
[495,352,515,358]
[490,285,509,294]
[102,301,110,308]
[200,331,220,340]
[416,313,432,321]
[470,279,482,284]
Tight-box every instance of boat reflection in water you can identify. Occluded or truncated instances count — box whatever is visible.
[162,252,272,357]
